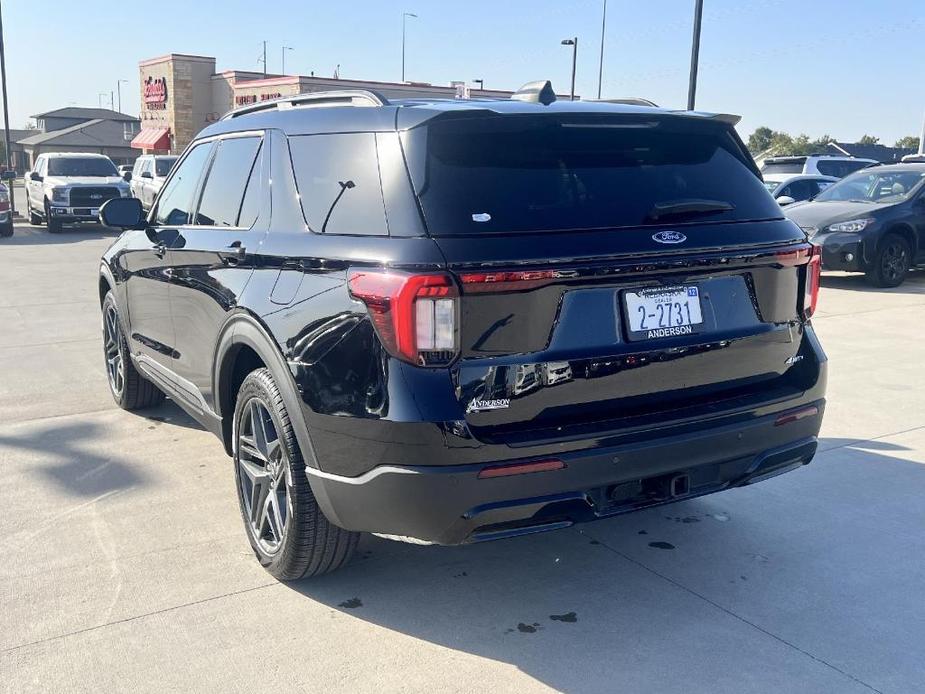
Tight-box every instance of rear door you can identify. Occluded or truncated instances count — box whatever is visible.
[402,112,814,440]
[168,132,267,412]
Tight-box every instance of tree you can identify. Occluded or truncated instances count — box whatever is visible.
[747,126,775,153]
[895,135,921,150]
[858,134,879,145]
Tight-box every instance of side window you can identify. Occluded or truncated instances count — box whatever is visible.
[195,136,262,227]
[132,158,144,176]
[288,133,388,235]
[154,143,212,227]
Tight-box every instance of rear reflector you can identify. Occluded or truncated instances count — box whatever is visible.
[774,406,819,426]
[477,458,566,479]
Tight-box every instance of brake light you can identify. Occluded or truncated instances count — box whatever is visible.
[458,269,568,293]
[0,189,8,212]
[348,270,458,366]
[804,245,821,319]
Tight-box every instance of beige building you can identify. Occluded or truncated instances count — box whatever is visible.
[134,53,514,154]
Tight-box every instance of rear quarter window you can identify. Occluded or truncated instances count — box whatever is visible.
[288,133,388,236]
[405,114,782,235]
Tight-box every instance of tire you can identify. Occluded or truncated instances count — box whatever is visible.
[44,200,62,233]
[101,291,165,410]
[233,367,359,580]
[27,195,41,225]
[866,233,911,288]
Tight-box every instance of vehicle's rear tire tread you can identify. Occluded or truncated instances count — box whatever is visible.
[235,368,359,580]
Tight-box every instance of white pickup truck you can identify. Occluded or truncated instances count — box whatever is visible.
[26,153,130,232]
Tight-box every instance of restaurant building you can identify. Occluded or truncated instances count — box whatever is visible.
[133,53,514,154]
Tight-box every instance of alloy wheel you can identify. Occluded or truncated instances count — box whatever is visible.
[237,398,291,554]
[103,304,125,397]
[881,241,909,283]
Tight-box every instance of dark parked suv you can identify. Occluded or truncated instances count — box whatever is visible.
[98,84,827,579]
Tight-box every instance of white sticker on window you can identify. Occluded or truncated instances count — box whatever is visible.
[471,212,491,223]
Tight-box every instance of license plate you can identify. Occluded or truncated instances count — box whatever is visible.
[624,286,703,340]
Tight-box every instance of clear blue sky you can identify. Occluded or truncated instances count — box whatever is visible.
[3,0,923,144]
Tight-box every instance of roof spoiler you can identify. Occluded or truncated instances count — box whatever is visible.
[511,80,557,106]
[671,111,741,126]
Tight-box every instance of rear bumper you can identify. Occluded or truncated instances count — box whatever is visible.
[306,399,825,545]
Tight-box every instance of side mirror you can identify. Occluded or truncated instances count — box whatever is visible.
[122,171,132,182]
[776,195,796,206]
[29,171,42,182]
[100,197,144,229]
[140,171,153,179]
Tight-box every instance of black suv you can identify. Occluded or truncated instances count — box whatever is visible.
[784,163,925,287]
[98,84,827,579]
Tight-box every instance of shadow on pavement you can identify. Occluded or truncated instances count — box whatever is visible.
[3,222,121,246]
[0,419,147,497]
[277,434,925,692]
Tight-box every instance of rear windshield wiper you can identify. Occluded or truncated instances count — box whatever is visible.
[645,198,735,222]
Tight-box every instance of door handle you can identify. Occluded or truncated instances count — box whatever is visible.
[219,241,247,265]
[152,241,167,258]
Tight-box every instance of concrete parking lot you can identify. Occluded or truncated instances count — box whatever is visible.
[1,217,924,694]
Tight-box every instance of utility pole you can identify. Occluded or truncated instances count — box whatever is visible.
[110,90,114,111]
[0,0,14,212]
[401,12,417,82]
[262,40,267,76]
[687,0,704,110]
[99,93,108,109]
[561,37,578,101]
[597,0,607,99]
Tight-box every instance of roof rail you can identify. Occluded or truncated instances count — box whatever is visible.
[221,89,390,120]
[593,97,659,107]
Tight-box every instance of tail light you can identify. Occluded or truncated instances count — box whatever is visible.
[348,270,458,366]
[0,189,9,213]
[803,245,821,319]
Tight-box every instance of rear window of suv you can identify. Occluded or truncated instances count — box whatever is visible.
[405,114,781,235]
[760,161,805,175]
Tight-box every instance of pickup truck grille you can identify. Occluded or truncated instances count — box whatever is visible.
[69,187,120,207]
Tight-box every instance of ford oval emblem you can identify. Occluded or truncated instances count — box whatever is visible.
[652,230,687,244]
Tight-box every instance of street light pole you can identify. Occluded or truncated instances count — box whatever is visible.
[687,0,704,110]
[473,79,484,91]
[401,12,417,83]
[282,46,293,75]
[116,79,128,113]
[597,0,607,99]
[561,37,578,101]
[0,0,15,211]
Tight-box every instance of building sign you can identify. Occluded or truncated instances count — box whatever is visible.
[144,76,168,110]
[234,92,282,106]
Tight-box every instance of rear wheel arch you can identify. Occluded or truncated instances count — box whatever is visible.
[214,314,313,463]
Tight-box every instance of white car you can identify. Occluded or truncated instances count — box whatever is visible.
[761,155,876,178]
[762,174,838,206]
